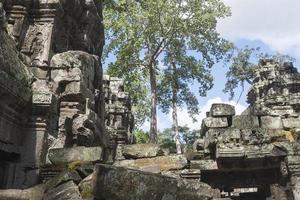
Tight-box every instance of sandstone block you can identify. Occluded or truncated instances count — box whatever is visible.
[78,173,95,200]
[44,181,82,200]
[113,155,188,172]
[260,116,283,129]
[48,146,103,165]
[232,115,259,129]
[210,103,235,117]
[122,144,162,159]
[45,170,82,191]
[202,117,229,129]
[0,184,45,200]
[282,117,300,129]
[94,164,213,200]
[189,160,218,170]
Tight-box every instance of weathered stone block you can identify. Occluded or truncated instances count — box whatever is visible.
[202,117,229,129]
[50,51,98,90]
[232,115,259,129]
[48,146,103,165]
[0,184,45,200]
[290,176,300,200]
[216,146,245,158]
[45,170,82,191]
[189,160,218,170]
[210,103,235,117]
[286,155,300,175]
[44,181,82,200]
[282,117,300,129]
[60,81,95,103]
[122,144,162,159]
[113,155,188,172]
[78,173,95,200]
[93,164,213,200]
[260,116,283,129]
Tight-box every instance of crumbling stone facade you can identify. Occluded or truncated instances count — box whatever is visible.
[0,0,129,191]
[103,75,135,161]
[190,60,300,199]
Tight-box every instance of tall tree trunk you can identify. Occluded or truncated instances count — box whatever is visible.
[149,62,158,143]
[172,94,181,154]
[172,62,182,154]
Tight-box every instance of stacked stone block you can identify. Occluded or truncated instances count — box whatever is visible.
[103,75,135,161]
[187,59,300,199]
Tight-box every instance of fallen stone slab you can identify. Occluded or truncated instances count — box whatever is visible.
[44,180,82,200]
[113,155,188,173]
[45,170,82,192]
[93,164,214,200]
[78,173,95,200]
[122,143,162,159]
[0,184,45,200]
[48,146,103,165]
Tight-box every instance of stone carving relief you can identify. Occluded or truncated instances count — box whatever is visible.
[21,23,53,67]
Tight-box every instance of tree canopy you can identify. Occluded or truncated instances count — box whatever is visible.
[103,0,233,143]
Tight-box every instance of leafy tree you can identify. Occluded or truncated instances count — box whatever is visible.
[103,0,232,143]
[224,46,295,100]
[180,127,199,145]
[158,128,176,153]
[133,129,149,144]
[158,126,199,153]
[158,37,216,153]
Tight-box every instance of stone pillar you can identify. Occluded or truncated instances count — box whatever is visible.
[286,155,300,200]
[21,92,58,187]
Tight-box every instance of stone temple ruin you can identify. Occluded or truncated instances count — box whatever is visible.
[0,0,300,200]
[191,59,300,199]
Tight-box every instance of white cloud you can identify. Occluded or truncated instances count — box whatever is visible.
[217,0,300,57]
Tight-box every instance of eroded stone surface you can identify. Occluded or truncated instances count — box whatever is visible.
[78,173,95,200]
[122,144,162,159]
[93,164,213,200]
[210,103,235,117]
[114,155,188,173]
[202,117,229,129]
[48,147,103,165]
[44,181,82,200]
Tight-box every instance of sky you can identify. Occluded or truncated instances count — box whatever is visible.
[105,0,300,131]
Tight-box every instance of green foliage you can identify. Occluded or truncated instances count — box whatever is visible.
[134,129,149,144]
[103,0,233,140]
[224,46,295,100]
[158,128,176,153]
[158,126,198,152]
[180,127,199,145]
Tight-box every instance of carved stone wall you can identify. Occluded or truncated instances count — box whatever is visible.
[3,0,104,79]
[0,0,137,191]
[0,0,111,189]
